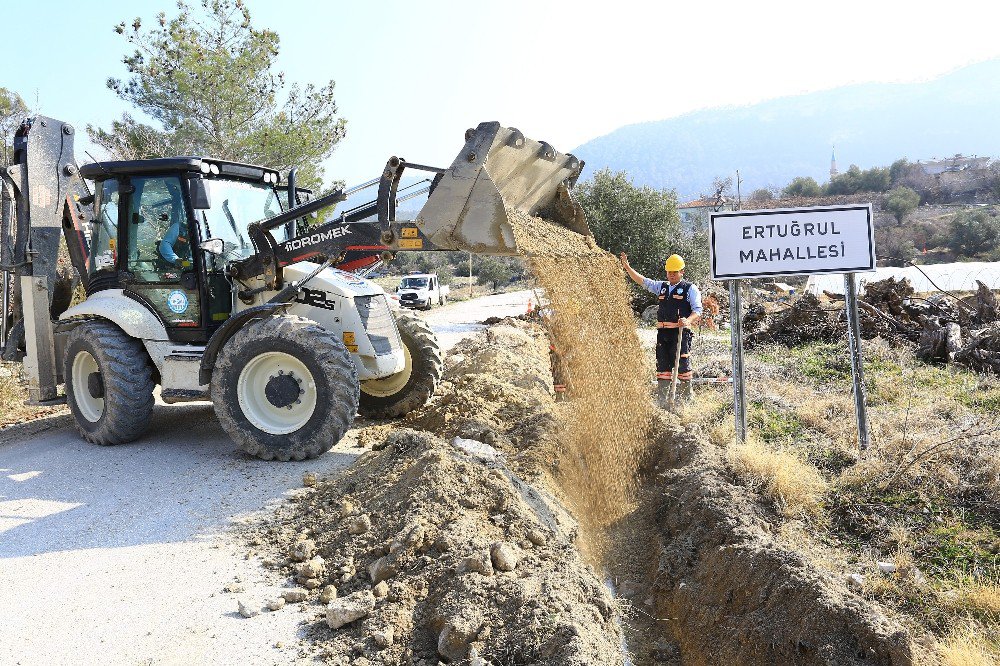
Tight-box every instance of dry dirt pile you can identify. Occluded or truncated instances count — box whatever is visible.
[256,320,626,666]
[405,322,558,469]
[243,214,928,664]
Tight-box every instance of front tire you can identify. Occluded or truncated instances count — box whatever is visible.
[64,320,155,445]
[358,310,443,419]
[211,315,359,461]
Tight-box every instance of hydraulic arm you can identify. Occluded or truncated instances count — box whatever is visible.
[1,116,93,402]
[231,121,589,291]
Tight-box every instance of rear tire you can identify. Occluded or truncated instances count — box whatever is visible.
[64,320,155,445]
[358,310,443,419]
[211,314,358,461]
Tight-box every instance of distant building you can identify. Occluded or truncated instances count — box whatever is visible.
[678,197,735,231]
[918,154,990,175]
[913,154,994,203]
[830,146,839,179]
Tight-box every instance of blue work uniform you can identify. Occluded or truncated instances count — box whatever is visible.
[159,219,188,266]
[644,277,703,380]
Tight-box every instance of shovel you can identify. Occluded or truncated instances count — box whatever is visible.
[668,324,686,410]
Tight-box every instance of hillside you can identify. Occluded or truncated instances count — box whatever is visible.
[573,59,1000,200]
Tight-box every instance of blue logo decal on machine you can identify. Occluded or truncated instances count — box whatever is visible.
[166,290,189,314]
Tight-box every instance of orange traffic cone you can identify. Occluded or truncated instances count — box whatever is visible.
[526,299,534,315]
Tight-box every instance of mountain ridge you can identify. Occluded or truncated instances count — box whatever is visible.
[572,59,1000,201]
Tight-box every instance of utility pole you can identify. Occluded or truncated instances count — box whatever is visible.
[468,252,473,299]
[735,170,743,211]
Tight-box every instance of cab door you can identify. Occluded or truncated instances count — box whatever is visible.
[121,175,204,338]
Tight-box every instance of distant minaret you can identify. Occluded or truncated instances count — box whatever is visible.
[830,146,839,179]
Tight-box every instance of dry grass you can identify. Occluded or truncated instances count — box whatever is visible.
[727,439,828,517]
[0,364,28,426]
[0,368,19,407]
[949,582,1000,619]
[0,362,64,428]
[679,323,1000,653]
[937,626,1000,666]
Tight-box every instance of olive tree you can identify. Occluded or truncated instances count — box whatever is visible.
[884,186,921,226]
[575,169,707,311]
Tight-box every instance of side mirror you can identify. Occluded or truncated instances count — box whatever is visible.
[200,238,225,255]
[190,177,211,210]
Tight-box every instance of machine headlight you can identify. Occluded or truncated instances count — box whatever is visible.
[200,162,211,174]
[209,164,220,175]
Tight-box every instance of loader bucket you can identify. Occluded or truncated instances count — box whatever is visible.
[413,122,590,255]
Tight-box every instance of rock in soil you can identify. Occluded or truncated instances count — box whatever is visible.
[347,514,372,535]
[319,584,338,604]
[490,542,520,572]
[296,556,325,580]
[290,538,316,562]
[237,598,262,618]
[326,590,376,629]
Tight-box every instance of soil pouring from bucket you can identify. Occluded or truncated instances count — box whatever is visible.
[507,209,655,548]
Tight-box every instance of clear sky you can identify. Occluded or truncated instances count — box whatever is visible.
[6,0,1000,188]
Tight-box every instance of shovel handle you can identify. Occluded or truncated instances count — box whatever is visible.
[669,325,685,404]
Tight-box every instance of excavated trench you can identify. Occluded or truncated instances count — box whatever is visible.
[246,214,919,664]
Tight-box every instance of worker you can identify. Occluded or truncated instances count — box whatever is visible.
[158,218,190,268]
[157,179,190,269]
[620,253,702,406]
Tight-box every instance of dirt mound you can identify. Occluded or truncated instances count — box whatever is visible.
[241,313,923,664]
[406,321,559,463]
[262,428,624,665]
[648,415,917,665]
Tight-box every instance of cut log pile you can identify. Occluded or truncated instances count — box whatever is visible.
[746,277,1000,374]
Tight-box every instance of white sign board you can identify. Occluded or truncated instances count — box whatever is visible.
[709,204,875,280]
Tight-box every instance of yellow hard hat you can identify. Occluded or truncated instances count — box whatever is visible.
[665,254,685,272]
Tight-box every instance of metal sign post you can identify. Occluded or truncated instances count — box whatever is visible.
[709,204,876,451]
[843,272,870,450]
[728,279,747,443]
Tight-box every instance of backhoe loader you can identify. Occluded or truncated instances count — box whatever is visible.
[0,116,587,460]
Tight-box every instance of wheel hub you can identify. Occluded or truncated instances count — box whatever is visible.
[264,371,303,409]
[71,350,104,423]
[236,351,318,435]
[87,372,105,399]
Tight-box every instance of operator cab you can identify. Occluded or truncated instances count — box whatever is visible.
[79,157,284,343]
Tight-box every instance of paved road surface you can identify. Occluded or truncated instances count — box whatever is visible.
[0,290,534,665]
[419,289,535,349]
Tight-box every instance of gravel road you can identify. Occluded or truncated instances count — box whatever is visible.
[0,290,534,666]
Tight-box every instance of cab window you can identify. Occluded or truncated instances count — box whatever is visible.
[126,176,190,282]
[88,179,120,278]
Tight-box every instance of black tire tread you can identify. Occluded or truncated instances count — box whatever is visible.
[211,314,358,461]
[64,320,155,445]
[358,309,444,419]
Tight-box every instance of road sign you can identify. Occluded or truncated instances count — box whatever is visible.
[710,204,875,280]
